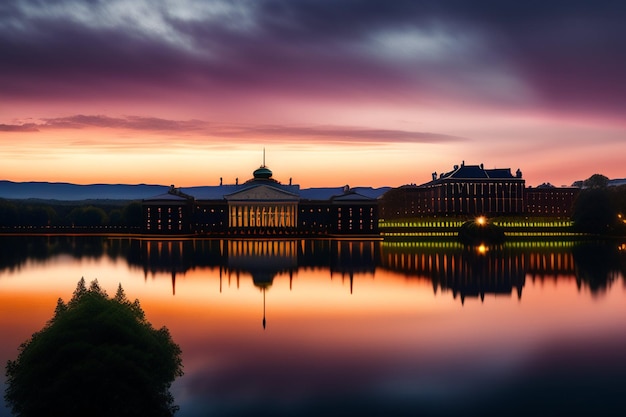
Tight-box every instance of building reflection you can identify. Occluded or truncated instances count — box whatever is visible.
[0,236,624,301]
[380,241,527,304]
[135,238,379,297]
[133,238,626,301]
[379,241,585,303]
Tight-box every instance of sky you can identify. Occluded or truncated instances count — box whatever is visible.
[1,0,625,188]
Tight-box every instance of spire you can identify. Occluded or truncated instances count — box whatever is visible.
[253,148,273,179]
[262,287,267,330]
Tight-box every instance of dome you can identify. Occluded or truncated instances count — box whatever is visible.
[253,165,273,179]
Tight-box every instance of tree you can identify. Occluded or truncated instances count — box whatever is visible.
[572,174,623,235]
[5,278,183,417]
[572,188,615,234]
[583,173,609,189]
[108,209,124,226]
[122,202,143,227]
[68,206,108,227]
[0,200,19,227]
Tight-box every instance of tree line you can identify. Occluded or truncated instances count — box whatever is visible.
[572,174,626,235]
[0,200,143,229]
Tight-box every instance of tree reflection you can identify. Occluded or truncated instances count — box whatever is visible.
[572,242,622,293]
[4,278,183,417]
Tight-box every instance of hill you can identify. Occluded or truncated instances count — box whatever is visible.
[0,181,169,201]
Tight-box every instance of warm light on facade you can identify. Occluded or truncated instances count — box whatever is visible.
[476,216,486,226]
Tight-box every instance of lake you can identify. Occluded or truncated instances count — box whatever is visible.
[1,236,625,416]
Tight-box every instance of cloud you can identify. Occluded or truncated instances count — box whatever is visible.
[41,115,206,131]
[230,124,467,144]
[0,123,39,132]
[1,0,625,117]
[1,114,466,145]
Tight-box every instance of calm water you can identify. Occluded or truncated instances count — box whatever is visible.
[1,236,626,416]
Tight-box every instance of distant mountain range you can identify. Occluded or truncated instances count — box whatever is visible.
[0,181,170,201]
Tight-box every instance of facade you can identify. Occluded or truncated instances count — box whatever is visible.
[381,162,525,219]
[524,183,579,216]
[142,165,387,235]
[142,160,583,235]
[380,162,579,220]
[143,188,194,234]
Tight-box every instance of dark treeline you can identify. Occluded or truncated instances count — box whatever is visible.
[572,175,626,235]
[0,199,142,230]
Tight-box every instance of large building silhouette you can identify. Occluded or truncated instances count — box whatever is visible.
[380,162,579,220]
[142,161,580,235]
[142,163,388,235]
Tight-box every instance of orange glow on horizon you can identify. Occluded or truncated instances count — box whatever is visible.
[2,108,625,188]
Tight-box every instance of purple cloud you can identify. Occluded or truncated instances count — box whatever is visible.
[1,0,625,116]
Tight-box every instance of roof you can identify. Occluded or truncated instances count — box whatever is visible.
[143,192,190,202]
[422,163,520,187]
[299,187,390,201]
[332,192,377,201]
[485,168,514,179]
[609,178,626,187]
[182,183,300,200]
[144,185,390,202]
[443,165,489,179]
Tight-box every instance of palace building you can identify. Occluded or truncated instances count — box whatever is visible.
[142,163,389,235]
[380,161,579,220]
[380,161,526,219]
[142,160,581,235]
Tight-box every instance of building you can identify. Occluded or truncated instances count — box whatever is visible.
[142,164,389,235]
[380,162,580,220]
[143,160,583,235]
[381,162,525,219]
[524,183,579,217]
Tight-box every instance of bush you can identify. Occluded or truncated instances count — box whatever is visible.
[5,278,183,417]
[458,219,505,245]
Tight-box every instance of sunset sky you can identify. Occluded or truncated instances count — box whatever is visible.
[1,0,625,188]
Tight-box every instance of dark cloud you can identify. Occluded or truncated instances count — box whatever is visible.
[1,0,625,115]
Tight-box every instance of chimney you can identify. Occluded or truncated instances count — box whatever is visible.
[432,172,437,181]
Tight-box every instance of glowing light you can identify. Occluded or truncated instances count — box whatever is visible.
[477,244,487,254]
[476,216,486,226]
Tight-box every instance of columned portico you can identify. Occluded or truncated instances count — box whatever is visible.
[224,164,300,234]
[228,202,298,229]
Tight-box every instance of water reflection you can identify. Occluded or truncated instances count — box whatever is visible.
[1,236,625,300]
[2,236,626,417]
